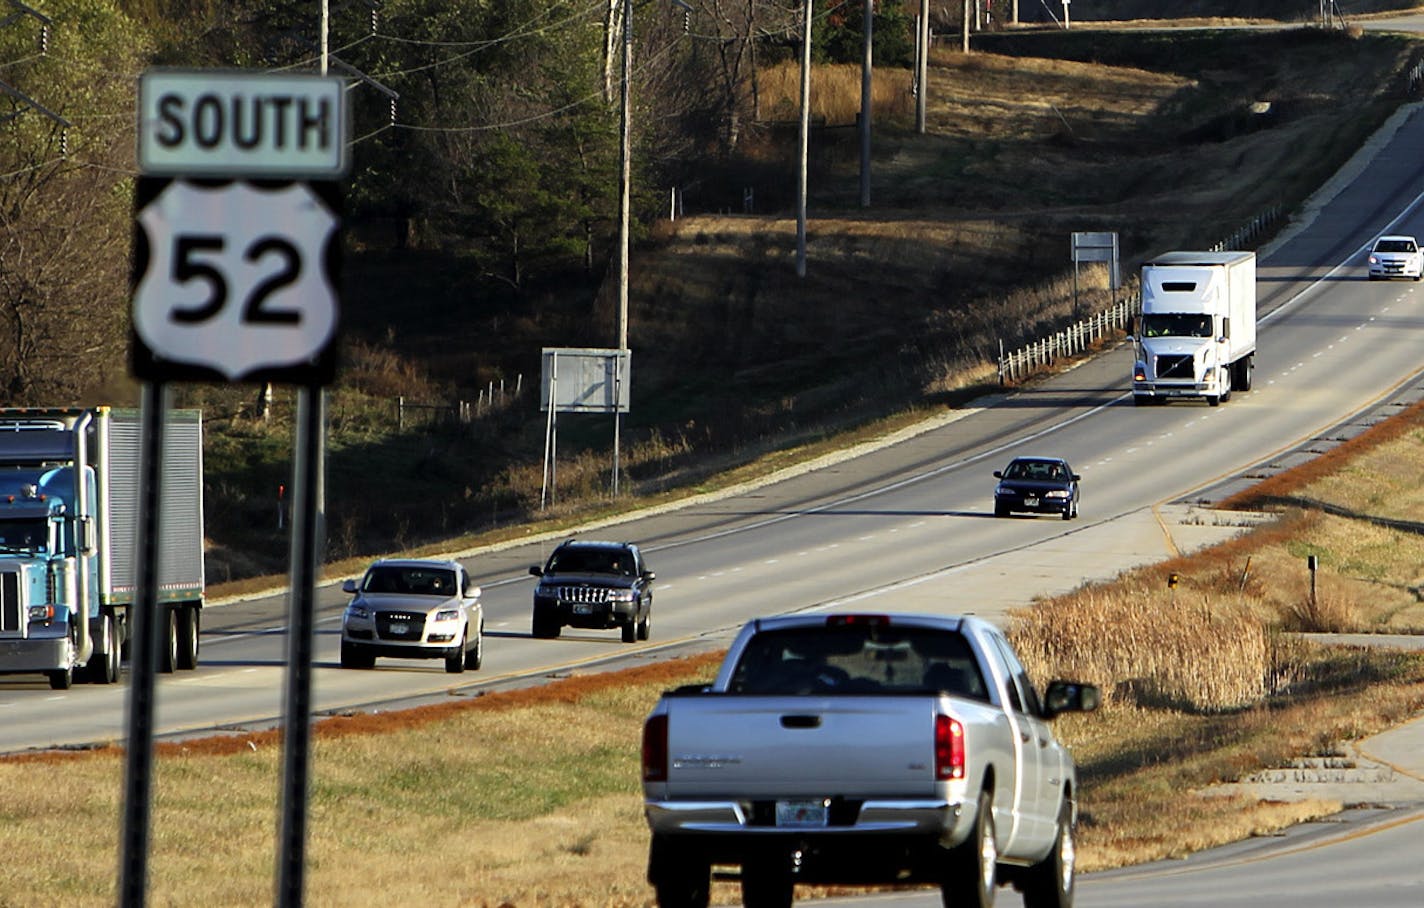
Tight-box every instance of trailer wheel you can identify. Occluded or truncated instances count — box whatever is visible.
[159,606,179,674]
[1233,355,1254,392]
[85,612,120,684]
[176,604,200,671]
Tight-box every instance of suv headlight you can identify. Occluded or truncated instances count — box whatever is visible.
[434,609,461,622]
[607,589,636,603]
[346,604,370,620]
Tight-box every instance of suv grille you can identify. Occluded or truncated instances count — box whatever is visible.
[1155,354,1195,380]
[375,610,426,641]
[556,586,613,604]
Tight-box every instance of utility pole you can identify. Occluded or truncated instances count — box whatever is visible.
[617,0,631,347]
[796,0,812,276]
[915,0,929,134]
[614,0,632,494]
[858,0,872,208]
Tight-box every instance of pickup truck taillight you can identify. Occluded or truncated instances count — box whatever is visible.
[935,715,965,780]
[642,714,669,782]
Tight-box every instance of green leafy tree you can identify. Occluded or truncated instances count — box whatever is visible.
[0,0,152,402]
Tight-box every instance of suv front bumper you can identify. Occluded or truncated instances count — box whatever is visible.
[534,596,638,630]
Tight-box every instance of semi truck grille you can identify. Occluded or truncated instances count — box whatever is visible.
[1155,354,1196,380]
[375,611,426,641]
[1,571,19,634]
[556,586,612,604]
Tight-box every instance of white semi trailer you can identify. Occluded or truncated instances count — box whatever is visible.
[1132,250,1257,407]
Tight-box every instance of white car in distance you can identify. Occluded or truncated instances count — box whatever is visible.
[1367,234,1423,281]
[340,558,484,673]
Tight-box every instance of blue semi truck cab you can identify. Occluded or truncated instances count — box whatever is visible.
[0,408,204,689]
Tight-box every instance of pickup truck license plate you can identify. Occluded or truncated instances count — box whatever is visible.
[1024,496,1039,507]
[389,622,409,635]
[775,799,828,828]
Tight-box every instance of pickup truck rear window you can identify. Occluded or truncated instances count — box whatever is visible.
[726,625,990,701]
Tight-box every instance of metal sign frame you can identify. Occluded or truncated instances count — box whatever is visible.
[538,348,632,506]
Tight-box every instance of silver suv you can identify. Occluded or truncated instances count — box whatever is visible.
[340,558,484,672]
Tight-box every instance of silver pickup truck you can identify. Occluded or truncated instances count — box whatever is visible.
[641,612,1099,908]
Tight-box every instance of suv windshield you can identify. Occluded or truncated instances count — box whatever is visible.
[362,566,457,596]
[547,547,634,575]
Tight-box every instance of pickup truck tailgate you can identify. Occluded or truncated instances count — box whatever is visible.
[664,694,953,799]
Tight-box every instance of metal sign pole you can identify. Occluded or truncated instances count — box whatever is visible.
[612,354,622,497]
[118,380,168,908]
[275,385,325,908]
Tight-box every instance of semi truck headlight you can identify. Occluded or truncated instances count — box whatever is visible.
[28,604,53,621]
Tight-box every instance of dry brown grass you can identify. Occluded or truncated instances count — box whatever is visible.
[1009,590,1271,712]
[755,62,915,127]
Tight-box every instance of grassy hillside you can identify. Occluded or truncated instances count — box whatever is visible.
[193,25,1424,589]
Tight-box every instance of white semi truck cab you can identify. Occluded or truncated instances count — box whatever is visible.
[1132,250,1257,407]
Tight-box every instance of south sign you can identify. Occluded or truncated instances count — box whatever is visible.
[138,71,348,178]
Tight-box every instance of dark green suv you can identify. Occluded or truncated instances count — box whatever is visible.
[529,539,655,643]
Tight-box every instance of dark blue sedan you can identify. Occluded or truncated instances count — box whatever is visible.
[993,456,1080,520]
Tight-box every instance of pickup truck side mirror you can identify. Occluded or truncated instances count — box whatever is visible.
[1042,680,1100,718]
[341,578,358,594]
